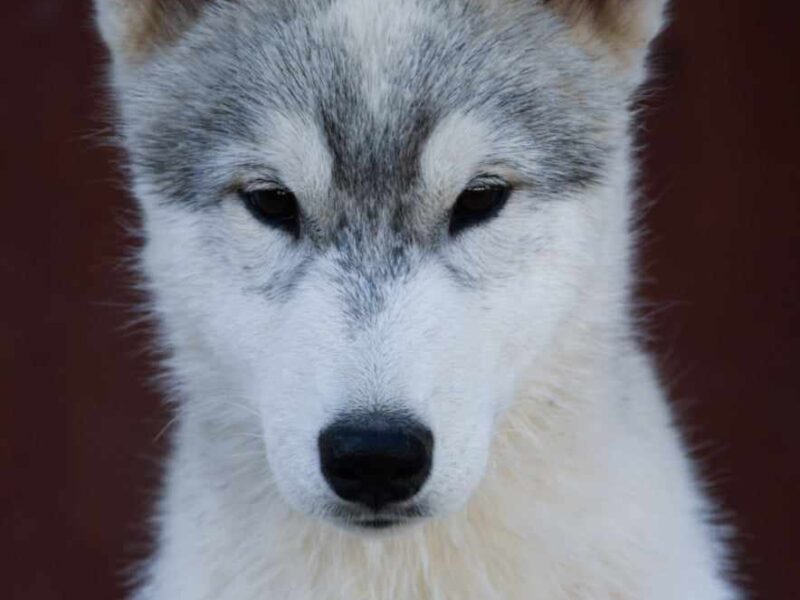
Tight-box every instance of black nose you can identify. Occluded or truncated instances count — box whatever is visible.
[319,414,433,511]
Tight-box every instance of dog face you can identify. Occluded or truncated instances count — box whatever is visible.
[99,0,664,530]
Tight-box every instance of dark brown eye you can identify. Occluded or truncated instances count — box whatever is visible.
[239,187,300,238]
[449,182,511,236]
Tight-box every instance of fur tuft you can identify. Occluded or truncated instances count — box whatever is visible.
[95,0,208,61]
[544,0,668,71]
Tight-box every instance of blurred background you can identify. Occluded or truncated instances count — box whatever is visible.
[2,1,798,598]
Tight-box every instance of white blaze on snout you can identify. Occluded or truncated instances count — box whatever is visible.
[323,257,498,514]
[253,247,500,519]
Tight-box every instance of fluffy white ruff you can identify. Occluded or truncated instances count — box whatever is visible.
[139,301,733,600]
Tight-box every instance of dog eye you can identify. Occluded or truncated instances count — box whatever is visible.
[449,181,511,236]
[239,187,300,238]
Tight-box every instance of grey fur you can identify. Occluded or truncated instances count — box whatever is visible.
[114,0,623,317]
[119,3,619,205]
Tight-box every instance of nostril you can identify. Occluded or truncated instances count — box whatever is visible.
[319,413,433,510]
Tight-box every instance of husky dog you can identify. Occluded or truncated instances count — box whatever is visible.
[96,1,739,598]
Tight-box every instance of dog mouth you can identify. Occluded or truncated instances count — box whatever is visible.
[324,502,429,531]
[356,518,404,529]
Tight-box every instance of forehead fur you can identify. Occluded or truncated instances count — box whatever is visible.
[116,0,626,226]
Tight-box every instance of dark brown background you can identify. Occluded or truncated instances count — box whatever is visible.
[2,1,798,598]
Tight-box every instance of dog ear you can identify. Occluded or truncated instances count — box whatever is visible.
[543,0,668,72]
[95,0,209,63]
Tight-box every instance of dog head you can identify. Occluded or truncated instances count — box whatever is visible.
[98,0,666,531]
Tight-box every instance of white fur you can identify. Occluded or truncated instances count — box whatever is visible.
[96,0,739,598]
[132,146,736,599]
